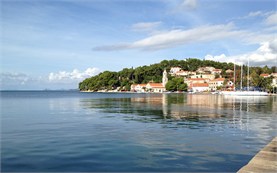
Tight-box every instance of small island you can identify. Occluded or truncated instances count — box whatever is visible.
[79,58,277,93]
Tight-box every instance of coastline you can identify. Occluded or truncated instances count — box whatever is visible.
[79,90,277,96]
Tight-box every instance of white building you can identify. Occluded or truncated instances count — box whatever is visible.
[190,74,215,80]
[191,83,210,92]
[271,73,277,78]
[146,83,166,93]
[272,78,277,87]
[208,78,225,91]
[169,67,182,75]
[175,70,196,77]
[184,78,207,86]
[196,66,215,74]
[211,69,222,75]
[131,84,147,92]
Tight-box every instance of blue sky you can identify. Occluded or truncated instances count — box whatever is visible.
[1,0,277,90]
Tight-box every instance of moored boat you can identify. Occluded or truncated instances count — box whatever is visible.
[221,91,268,96]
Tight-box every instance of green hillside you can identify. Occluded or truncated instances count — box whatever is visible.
[79,58,276,92]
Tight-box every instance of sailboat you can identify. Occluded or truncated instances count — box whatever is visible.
[221,58,268,96]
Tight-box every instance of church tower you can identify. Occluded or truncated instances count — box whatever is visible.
[162,69,168,87]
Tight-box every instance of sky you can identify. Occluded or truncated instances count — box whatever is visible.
[1,0,277,90]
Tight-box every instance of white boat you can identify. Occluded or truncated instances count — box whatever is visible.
[221,91,268,96]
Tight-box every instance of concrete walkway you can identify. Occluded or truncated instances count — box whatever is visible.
[238,137,277,173]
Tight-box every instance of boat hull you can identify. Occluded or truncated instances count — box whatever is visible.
[221,91,268,96]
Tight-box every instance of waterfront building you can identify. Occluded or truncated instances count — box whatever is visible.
[131,84,147,92]
[208,78,225,91]
[190,83,210,92]
[146,83,166,93]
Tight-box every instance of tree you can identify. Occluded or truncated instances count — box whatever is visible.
[165,77,187,92]
[165,81,176,91]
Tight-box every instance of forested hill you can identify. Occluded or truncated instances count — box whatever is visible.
[79,58,275,91]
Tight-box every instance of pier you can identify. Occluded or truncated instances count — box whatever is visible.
[238,137,277,173]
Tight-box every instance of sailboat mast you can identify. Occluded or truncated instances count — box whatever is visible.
[241,64,243,91]
[234,63,236,91]
[247,57,250,91]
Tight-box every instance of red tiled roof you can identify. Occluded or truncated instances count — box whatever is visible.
[148,83,164,88]
[214,78,225,81]
[191,83,209,87]
[131,84,147,87]
[139,84,147,87]
[260,73,270,77]
[213,69,222,71]
[189,78,206,81]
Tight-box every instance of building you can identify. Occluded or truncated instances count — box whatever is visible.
[146,83,166,93]
[211,69,222,75]
[184,78,207,86]
[272,78,277,87]
[191,83,210,92]
[131,84,147,92]
[175,70,189,76]
[221,80,234,91]
[271,73,277,78]
[169,67,182,75]
[175,70,196,77]
[208,78,225,91]
[260,73,270,78]
[196,66,215,74]
[226,69,234,74]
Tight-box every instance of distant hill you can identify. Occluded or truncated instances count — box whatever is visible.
[79,58,276,91]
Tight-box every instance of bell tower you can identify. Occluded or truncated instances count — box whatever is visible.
[162,69,168,87]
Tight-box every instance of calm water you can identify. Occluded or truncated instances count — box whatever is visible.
[1,91,277,172]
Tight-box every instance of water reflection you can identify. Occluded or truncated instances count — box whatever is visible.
[80,94,276,125]
[80,93,277,144]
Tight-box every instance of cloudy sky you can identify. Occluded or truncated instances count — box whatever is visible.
[1,0,277,90]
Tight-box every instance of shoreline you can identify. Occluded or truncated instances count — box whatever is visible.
[80,90,277,96]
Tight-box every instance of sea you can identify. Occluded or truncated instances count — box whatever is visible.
[1,91,277,172]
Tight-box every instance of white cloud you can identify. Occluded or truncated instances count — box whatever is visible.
[0,72,46,90]
[265,12,277,25]
[181,0,197,10]
[94,23,248,51]
[205,39,277,66]
[0,72,32,85]
[48,67,101,83]
[0,68,101,90]
[131,22,162,32]
[248,11,263,17]
[235,10,274,21]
